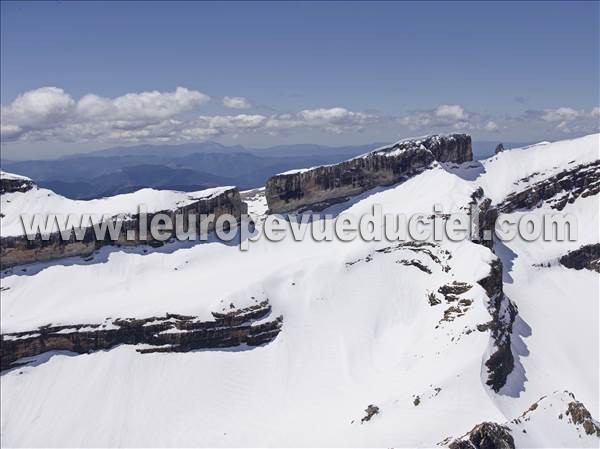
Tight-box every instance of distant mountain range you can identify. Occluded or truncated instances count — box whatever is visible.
[1,140,528,199]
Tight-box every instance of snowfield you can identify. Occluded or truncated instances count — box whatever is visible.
[1,134,598,447]
[0,181,234,237]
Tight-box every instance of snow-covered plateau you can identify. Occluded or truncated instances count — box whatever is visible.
[1,133,599,448]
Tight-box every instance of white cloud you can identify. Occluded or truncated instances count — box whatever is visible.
[484,121,499,132]
[540,107,582,122]
[222,96,252,109]
[1,86,210,142]
[399,104,472,130]
[1,87,75,131]
[434,104,467,121]
[195,114,266,130]
[516,107,599,134]
[190,107,377,138]
[3,86,597,146]
[0,124,24,140]
[76,87,209,121]
[0,86,379,144]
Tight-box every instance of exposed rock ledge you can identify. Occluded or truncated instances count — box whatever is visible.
[0,171,35,195]
[1,301,282,370]
[470,188,518,393]
[445,391,600,448]
[0,185,247,269]
[559,243,600,273]
[265,134,472,213]
[499,160,599,213]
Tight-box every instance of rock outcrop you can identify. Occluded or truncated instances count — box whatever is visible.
[499,160,600,213]
[467,187,518,393]
[1,301,282,370]
[559,243,600,273]
[0,171,35,195]
[265,134,472,213]
[469,187,498,250]
[0,186,247,269]
[478,257,518,392]
[566,397,600,437]
[448,422,515,449]
[445,391,600,448]
[360,404,380,423]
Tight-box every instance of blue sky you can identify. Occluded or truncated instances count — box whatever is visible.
[1,1,598,159]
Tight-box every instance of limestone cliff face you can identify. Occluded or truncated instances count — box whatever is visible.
[499,160,600,213]
[469,188,517,393]
[265,134,472,213]
[0,187,247,269]
[1,301,282,370]
[560,244,600,273]
[0,172,35,195]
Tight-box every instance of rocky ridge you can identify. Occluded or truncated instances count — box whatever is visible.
[559,243,600,273]
[467,187,518,393]
[265,134,472,213]
[499,160,599,213]
[0,171,35,195]
[1,300,282,370]
[445,391,600,448]
[0,183,247,269]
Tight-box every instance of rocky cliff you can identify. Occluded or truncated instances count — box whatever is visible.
[0,184,247,269]
[265,134,472,213]
[1,301,282,370]
[445,391,600,448]
[499,160,599,213]
[0,171,35,195]
[560,244,600,273]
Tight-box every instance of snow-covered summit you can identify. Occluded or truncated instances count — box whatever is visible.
[1,133,598,447]
[0,171,32,182]
[1,183,235,237]
[0,170,35,195]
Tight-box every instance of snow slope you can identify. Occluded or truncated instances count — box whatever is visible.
[0,180,233,237]
[1,134,598,447]
[0,171,32,181]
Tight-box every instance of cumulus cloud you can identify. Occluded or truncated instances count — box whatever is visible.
[76,87,209,122]
[286,107,375,133]
[540,107,582,122]
[0,123,24,140]
[1,86,211,143]
[190,107,377,138]
[1,87,75,131]
[3,86,598,146]
[516,107,599,134]
[399,104,472,130]
[484,121,499,132]
[1,86,379,144]
[222,96,252,109]
[195,114,266,130]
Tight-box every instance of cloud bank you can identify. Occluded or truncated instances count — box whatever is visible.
[1,86,598,146]
[0,87,379,144]
[222,96,252,109]
[1,87,210,143]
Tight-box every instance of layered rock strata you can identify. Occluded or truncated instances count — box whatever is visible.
[1,301,282,370]
[0,186,247,269]
[265,134,472,213]
[0,171,35,195]
[559,243,600,273]
[446,391,600,448]
[499,160,599,213]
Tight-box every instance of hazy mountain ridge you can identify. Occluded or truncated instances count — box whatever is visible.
[1,141,527,199]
